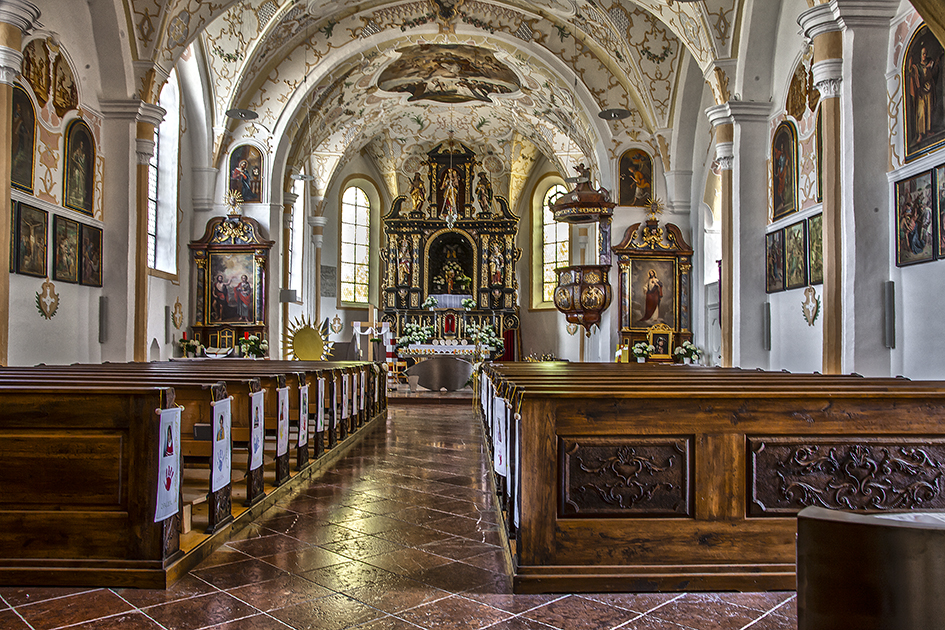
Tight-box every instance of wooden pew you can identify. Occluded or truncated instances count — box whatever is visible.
[478,362,945,593]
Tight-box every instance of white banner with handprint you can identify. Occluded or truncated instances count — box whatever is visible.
[250,390,265,471]
[277,387,289,456]
[154,407,181,522]
[210,397,232,493]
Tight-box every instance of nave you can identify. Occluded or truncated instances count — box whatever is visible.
[0,403,795,630]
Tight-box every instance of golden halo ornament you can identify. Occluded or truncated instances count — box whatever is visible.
[225,189,244,216]
[285,315,333,360]
[645,196,664,221]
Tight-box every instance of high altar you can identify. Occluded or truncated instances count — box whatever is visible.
[381,142,520,358]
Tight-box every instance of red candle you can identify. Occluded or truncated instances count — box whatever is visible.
[182,332,187,340]
[245,331,250,339]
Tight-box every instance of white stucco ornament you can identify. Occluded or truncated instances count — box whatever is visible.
[36,279,59,320]
[802,286,820,327]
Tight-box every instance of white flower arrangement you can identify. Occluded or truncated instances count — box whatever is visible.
[461,298,476,310]
[396,322,435,348]
[631,341,655,358]
[466,322,504,354]
[178,337,204,356]
[673,340,701,360]
[421,296,438,310]
[238,334,269,358]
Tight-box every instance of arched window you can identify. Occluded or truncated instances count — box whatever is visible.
[340,185,371,303]
[541,184,569,302]
[147,69,180,275]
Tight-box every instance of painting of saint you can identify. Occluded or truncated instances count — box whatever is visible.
[771,122,797,221]
[21,39,50,107]
[377,43,521,104]
[938,166,945,259]
[618,149,652,207]
[904,25,945,161]
[895,171,935,266]
[766,229,785,293]
[229,145,262,203]
[808,214,823,285]
[11,84,35,192]
[15,204,47,278]
[784,220,808,290]
[79,224,102,287]
[209,252,257,323]
[51,53,78,118]
[629,258,676,329]
[52,215,79,284]
[64,121,94,215]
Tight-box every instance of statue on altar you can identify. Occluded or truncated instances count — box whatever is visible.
[397,237,412,285]
[475,171,493,214]
[489,241,504,285]
[409,172,426,213]
[440,167,460,218]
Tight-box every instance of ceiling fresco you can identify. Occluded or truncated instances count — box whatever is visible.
[122,0,742,201]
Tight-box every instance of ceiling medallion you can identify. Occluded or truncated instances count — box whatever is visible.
[225,108,258,121]
[598,108,631,120]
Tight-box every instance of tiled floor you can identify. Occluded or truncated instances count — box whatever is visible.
[0,403,797,630]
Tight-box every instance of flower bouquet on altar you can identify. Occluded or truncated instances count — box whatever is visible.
[421,296,438,310]
[466,322,504,359]
[238,333,269,358]
[631,341,654,362]
[396,323,435,349]
[178,334,204,358]
[673,340,701,364]
[461,298,476,310]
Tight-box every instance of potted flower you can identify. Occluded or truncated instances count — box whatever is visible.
[631,341,654,363]
[396,322,435,349]
[238,332,269,358]
[461,297,476,310]
[466,322,504,359]
[674,340,701,365]
[178,334,204,358]
[421,296,438,310]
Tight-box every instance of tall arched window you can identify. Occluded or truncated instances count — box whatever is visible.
[147,69,180,275]
[541,184,569,302]
[340,185,371,303]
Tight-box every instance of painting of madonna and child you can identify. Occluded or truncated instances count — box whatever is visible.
[209,253,258,324]
[622,259,676,331]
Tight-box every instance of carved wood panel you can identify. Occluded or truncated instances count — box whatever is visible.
[559,436,691,517]
[748,437,945,516]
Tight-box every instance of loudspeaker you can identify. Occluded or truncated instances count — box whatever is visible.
[280,288,298,303]
[98,296,108,344]
[884,281,895,349]
[763,302,771,351]
[164,306,172,344]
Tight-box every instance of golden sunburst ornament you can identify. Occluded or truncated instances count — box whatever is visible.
[285,315,333,360]
[225,189,244,216]
[645,196,664,221]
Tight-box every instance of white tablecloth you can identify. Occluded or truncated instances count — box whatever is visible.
[429,294,473,309]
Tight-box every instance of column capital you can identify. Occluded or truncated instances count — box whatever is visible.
[307,215,329,229]
[798,4,841,40]
[813,59,844,99]
[0,0,40,34]
[705,104,734,129]
[706,101,772,128]
[831,0,900,30]
[283,191,299,206]
[135,138,155,164]
[137,101,166,128]
[0,45,21,85]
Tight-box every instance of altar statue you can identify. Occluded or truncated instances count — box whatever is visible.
[440,167,460,218]
[475,170,493,214]
[409,172,426,213]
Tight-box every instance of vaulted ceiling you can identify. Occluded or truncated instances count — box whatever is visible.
[125,0,741,204]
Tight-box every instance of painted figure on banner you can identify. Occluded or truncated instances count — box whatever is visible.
[641,269,663,323]
[475,171,493,214]
[164,425,174,457]
[440,167,460,217]
[905,25,945,158]
[409,172,426,212]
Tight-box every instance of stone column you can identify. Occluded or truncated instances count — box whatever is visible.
[0,1,39,366]
[134,103,166,362]
[281,190,297,359]
[309,215,328,323]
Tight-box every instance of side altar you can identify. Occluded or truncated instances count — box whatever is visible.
[381,141,520,359]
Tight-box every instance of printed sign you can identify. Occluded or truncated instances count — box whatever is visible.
[331,380,338,427]
[276,387,289,456]
[250,390,265,471]
[298,384,310,448]
[360,372,366,411]
[493,395,507,477]
[210,397,232,492]
[342,374,350,419]
[154,407,181,522]
[317,378,325,432]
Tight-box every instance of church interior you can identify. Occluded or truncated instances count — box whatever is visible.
[4,0,945,628]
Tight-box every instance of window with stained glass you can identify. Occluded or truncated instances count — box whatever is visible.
[541,184,569,302]
[341,186,371,303]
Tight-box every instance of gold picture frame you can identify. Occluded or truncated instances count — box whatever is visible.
[647,323,674,360]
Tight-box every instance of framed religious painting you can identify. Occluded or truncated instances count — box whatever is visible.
[15,203,47,278]
[808,213,823,285]
[52,215,79,283]
[11,83,35,193]
[784,220,808,290]
[646,323,674,360]
[765,229,785,293]
[771,121,798,221]
[228,144,263,204]
[207,251,259,324]
[938,166,945,259]
[903,24,945,162]
[625,257,677,331]
[895,170,935,266]
[9,200,15,272]
[63,120,95,216]
[618,149,653,207]
[815,108,823,204]
[79,223,103,287]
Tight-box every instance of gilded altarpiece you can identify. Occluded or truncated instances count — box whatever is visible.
[382,142,521,355]
[613,220,693,352]
[189,215,274,349]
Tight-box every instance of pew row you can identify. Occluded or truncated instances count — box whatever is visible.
[0,360,386,588]
[477,362,945,593]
